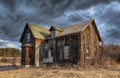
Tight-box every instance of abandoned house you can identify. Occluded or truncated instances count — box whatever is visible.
[20,19,102,67]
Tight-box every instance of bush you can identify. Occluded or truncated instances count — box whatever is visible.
[0,57,8,62]
[92,44,120,67]
[0,48,21,57]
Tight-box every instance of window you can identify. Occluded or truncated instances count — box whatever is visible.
[27,33,30,42]
[49,48,53,57]
[44,43,49,58]
[44,49,48,58]
[87,33,90,39]
[94,41,97,54]
[83,35,85,40]
[86,44,90,59]
[64,45,70,60]
[94,41,97,47]
[51,30,55,38]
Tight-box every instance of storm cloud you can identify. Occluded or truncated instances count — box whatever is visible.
[0,0,120,48]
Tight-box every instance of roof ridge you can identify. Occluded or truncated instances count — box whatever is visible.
[62,19,93,29]
[55,19,94,37]
[81,19,94,31]
[27,22,49,30]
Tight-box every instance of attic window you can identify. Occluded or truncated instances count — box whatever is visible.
[27,33,30,42]
[51,30,55,38]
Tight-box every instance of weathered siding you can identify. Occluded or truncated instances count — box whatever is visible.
[21,27,35,66]
[35,39,43,67]
[79,32,85,65]
[56,33,80,65]
[90,23,100,58]
[21,47,25,65]
[79,23,100,65]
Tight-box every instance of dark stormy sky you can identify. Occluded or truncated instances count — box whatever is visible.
[0,0,120,49]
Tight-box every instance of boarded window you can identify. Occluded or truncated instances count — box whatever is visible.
[64,45,70,60]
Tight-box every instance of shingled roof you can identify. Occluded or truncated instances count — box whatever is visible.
[20,23,50,42]
[56,19,93,37]
[28,23,50,39]
[20,19,101,42]
[55,19,101,41]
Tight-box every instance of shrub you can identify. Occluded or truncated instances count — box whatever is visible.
[93,44,120,67]
[0,48,20,57]
[0,57,8,62]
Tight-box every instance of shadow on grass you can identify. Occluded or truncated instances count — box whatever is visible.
[0,65,20,71]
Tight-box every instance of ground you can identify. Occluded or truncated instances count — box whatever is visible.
[0,62,120,78]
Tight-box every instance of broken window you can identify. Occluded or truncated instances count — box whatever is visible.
[86,44,90,59]
[49,48,53,57]
[44,43,49,58]
[44,49,48,58]
[64,45,70,60]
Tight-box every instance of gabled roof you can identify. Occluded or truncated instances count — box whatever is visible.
[56,19,92,37]
[28,23,50,39]
[56,19,101,41]
[20,19,102,42]
[20,23,50,42]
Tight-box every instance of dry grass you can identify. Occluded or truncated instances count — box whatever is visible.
[0,44,120,78]
[0,64,120,78]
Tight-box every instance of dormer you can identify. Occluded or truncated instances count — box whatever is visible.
[49,26,63,38]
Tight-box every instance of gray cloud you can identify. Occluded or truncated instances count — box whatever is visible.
[96,2,120,44]
[68,13,86,22]
[0,0,120,48]
[107,29,120,39]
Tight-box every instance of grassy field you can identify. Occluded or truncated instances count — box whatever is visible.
[0,63,120,78]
